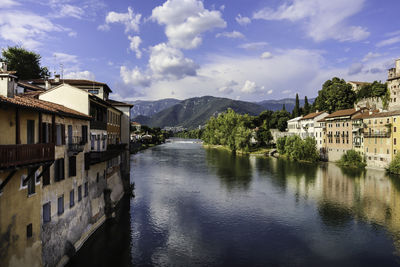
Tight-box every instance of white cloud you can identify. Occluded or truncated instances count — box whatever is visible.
[149,43,198,79]
[260,51,273,59]
[53,52,78,63]
[219,5,225,11]
[282,90,292,94]
[236,14,251,26]
[216,31,245,39]
[0,10,64,49]
[151,0,226,49]
[99,7,141,33]
[65,70,95,80]
[56,4,84,19]
[128,35,142,59]
[238,42,268,51]
[377,35,400,47]
[348,62,364,75]
[0,0,20,8]
[253,0,369,42]
[68,31,77,37]
[120,66,152,87]
[241,80,266,94]
[218,80,238,94]
[267,89,273,95]
[362,52,381,62]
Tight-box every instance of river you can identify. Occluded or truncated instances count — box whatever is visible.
[68,140,400,266]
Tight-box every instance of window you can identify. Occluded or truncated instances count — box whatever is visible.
[43,202,51,223]
[69,156,76,177]
[84,182,88,197]
[70,190,75,208]
[58,195,64,215]
[96,172,99,183]
[54,158,65,182]
[395,118,397,123]
[41,122,48,143]
[82,125,88,144]
[27,120,35,144]
[28,175,35,195]
[56,124,65,146]
[88,89,99,94]
[78,185,82,202]
[395,149,397,154]
[395,127,397,133]
[395,138,397,145]
[27,224,32,238]
[43,166,50,186]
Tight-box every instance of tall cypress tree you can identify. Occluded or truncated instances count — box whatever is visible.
[282,104,286,111]
[304,96,310,115]
[292,93,300,118]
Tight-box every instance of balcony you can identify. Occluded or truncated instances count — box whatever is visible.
[68,136,85,155]
[90,120,107,130]
[107,143,127,151]
[0,143,55,170]
[364,132,391,138]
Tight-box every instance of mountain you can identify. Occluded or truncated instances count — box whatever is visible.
[129,98,180,118]
[134,96,264,129]
[256,98,315,111]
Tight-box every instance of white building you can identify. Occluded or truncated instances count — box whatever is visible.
[299,111,329,141]
[388,58,400,111]
[287,116,302,135]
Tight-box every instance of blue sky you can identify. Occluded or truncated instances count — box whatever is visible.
[0,0,400,102]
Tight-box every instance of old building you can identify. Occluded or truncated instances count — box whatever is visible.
[388,58,400,110]
[299,111,329,150]
[323,108,365,161]
[287,116,302,135]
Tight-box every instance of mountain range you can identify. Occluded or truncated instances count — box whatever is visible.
[131,96,315,129]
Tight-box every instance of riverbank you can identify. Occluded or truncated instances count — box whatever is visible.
[203,144,271,156]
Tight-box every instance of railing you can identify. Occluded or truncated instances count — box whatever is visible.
[90,120,107,130]
[68,136,85,153]
[363,132,391,138]
[107,143,127,151]
[353,142,362,147]
[0,143,55,169]
[89,150,121,165]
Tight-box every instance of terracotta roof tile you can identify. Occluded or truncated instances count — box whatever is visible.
[324,108,361,119]
[0,95,90,120]
[17,81,44,91]
[300,111,326,120]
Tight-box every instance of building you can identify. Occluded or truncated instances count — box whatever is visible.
[287,116,302,135]
[299,111,329,142]
[323,108,366,161]
[348,81,371,92]
[388,58,400,110]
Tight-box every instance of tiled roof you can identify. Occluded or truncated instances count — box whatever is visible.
[300,111,326,120]
[17,81,44,91]
[19,91,43,98]
[107,99,134,107]
[324,108,360,119]
[0,95,90,120]
[287,116,303,122]
[26,79,112,93]
[358,110,400,119]
[351,110,379,119]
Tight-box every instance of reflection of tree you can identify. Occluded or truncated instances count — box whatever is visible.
[205,148,252,191]
[318,201,353,227]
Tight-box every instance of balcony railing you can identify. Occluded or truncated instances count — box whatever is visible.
[90,120,107,130]
[0,143,55,170]
[68,136,85,154]
[364,132,391,138]
[107,143,127,151]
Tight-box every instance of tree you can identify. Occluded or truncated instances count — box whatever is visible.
[282,104,286,111]
[314,77,356,113]
[292,93,300,118]
[304,96,310,115]
[1,46,49,80]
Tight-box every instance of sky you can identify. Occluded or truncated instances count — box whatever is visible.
[0,0,400,102]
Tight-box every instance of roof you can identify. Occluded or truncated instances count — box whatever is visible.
[27,79,112,93]
[351,109,379,119]
[300,111,326,120]
[324,108,361,119]
[358,110,400,119]
[107,99,134,107]
[0,95,90,120]
[19,91,43,98]
[17,81,45,91]
[287,116,303,123]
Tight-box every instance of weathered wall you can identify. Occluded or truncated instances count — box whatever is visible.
[0,169,42,267]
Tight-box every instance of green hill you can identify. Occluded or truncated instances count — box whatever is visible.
[135,96,264,129]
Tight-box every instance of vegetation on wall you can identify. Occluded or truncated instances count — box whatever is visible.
[276,135,319,162]
[388,153,400,175]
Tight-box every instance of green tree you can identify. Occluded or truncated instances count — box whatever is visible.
[292,93,300,118]
[314,77,356,113]
[338,150,366,169]
[303,96,310,115]
[388,153,400,175]
[1,46,49,80]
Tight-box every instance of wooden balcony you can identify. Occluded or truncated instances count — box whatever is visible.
[0,143,55,170]
[68,136,85,154]
[90,120,107,130]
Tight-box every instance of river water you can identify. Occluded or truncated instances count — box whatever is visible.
[69,140,400,266]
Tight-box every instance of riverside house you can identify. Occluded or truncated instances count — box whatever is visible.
[298,111,329,153]
[323,108,366,162]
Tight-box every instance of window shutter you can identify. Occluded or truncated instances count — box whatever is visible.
[61,124,66,145]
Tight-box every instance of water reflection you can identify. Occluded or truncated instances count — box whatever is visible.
[205,148,253,191]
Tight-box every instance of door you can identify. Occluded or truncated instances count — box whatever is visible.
[68,125,73,144]
[27,120,35,144]
[97,135,100,151]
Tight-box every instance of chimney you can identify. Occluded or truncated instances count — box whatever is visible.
[0,62,7,72]
[54,74,60,83]
[44,76,50,90]
[0,63,17,98]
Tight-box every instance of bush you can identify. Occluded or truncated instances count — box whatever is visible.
[276,137,286,154]
[338,150,366,169]
[388,153,400,175]
[277,135,319,162]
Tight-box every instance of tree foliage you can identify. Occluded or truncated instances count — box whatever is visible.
[356,81,388,100]
[314,77,356,113]
[304,96,310,115]
[388,153,400,175]
[292,93,300,118]
[276,135,319,162]
[338,149,366,169]
[1,46,49,80]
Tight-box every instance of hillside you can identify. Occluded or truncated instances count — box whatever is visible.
[129,98,180,118]
[134,96,264,129]
[256,98,315,111]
